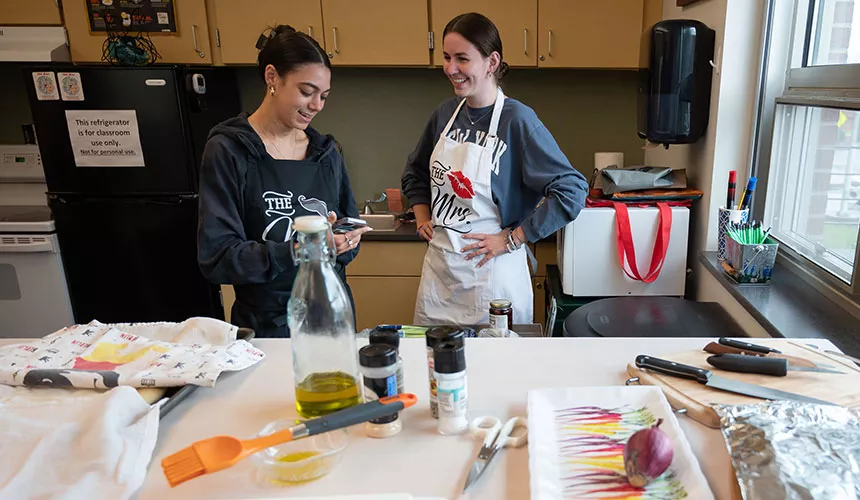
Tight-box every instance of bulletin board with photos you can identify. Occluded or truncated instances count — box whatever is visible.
[85,0,177,34]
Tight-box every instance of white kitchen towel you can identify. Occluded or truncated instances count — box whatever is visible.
[107,316,240,345]
[0,385,159,500]
[0,320,265,389]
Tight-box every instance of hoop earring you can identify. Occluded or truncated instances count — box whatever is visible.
[269,86,275,96]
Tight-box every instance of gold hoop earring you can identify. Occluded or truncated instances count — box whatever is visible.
[268,86,275,96]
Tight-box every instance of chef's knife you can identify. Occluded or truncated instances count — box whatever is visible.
[703,342,837,370]
[706,353,844,376]
[635,355,838,405]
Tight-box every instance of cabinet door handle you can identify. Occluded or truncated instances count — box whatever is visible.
[333,27,340,54]
[308,26,313,39]
[192,25,205,58]
[523,28,528,56]
[548,30,553,58]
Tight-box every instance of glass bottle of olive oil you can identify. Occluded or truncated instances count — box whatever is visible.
[288,216,361,418]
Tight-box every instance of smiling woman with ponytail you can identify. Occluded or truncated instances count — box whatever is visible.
[402,13,588,327]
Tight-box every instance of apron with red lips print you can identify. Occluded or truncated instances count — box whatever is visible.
[414,88,533,326]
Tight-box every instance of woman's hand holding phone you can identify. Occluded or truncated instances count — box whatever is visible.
[327,212,372,255]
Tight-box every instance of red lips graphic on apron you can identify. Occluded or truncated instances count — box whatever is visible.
[447,171,475,199]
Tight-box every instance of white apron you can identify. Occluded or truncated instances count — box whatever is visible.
[413,88,533,326]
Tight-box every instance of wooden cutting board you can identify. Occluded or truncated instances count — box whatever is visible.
[626,339,860,428]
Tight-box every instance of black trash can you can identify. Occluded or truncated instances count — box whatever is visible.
[562,296,745,338]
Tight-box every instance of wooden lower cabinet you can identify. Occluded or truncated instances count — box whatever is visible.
[221,275,421,332]
[223,239,555,330]
[348,276,421,331]
[347,241,426,330]
[220,284,236,322]
[347,242,426,277]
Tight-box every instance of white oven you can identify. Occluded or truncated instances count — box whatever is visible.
[0,206,74,338]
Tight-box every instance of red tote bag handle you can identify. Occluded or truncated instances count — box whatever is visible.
[613,202,672,283]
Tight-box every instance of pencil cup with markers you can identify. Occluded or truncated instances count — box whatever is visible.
[717,207,748,261]
[723,227,778,284]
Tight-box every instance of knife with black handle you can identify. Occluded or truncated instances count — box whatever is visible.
[719,337,781,354]
[635,355,837,405]
[708,354,788,376]
[707,353,843,376]
[635,354,710,382]
[705,340,840,370]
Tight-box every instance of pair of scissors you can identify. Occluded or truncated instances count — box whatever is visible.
[463,416,528,492]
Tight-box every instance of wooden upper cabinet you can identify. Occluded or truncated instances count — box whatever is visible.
[63,0,213,64]
[429,0,537,67]
[321,0,430,66]
[640,0,662,68]
[538,0,644,69]
[0,0,62,25]
[210,0,324,64]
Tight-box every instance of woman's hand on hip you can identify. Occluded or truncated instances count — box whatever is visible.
[327,212,372,255]
[416,220,434,241]
[461,231,509,268]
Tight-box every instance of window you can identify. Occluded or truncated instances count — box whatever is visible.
[765,104,860,283]
[808,0,860,66]
[756,0,860,292]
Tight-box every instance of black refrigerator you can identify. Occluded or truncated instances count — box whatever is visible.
[25,66,241,324]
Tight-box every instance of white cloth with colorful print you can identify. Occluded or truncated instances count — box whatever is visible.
[0,318,265,389]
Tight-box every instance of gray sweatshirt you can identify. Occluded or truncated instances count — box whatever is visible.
[401,96,588,242]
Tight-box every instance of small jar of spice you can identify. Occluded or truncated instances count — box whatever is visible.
[425,326,466,419]
[358,344,402,438]
[489,299,513,331]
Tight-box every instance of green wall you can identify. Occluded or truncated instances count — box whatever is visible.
[236,67,645,207]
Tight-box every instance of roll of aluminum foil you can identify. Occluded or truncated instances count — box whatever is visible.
[714,402,860,500]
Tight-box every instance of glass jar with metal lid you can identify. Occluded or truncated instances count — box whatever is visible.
[489,299,513,331]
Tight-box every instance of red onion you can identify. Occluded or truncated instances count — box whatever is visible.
[623,418,674,487]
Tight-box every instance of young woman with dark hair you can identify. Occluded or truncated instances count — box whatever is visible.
[197,26,369,337]
[402,13,588,326]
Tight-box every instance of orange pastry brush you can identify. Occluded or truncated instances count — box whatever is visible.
[161,393,417,487]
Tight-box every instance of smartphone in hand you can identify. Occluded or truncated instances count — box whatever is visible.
[332,217,368,234]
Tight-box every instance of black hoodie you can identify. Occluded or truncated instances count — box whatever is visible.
[197,114,360,337]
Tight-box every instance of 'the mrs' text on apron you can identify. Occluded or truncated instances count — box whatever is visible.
[429,130,508,235]
[430,160,474,235]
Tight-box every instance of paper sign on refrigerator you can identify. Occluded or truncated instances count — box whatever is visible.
[65,110,145,167]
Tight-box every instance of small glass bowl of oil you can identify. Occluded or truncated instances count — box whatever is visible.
[251,419,349,485]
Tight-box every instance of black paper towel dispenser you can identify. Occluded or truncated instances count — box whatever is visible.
[638,20,716,148]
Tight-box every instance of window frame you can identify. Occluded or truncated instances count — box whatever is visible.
[753,0,860,299]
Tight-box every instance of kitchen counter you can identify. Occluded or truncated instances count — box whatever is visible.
[360,221,423,242]
[134,337,839,500]
[358,219,557,243]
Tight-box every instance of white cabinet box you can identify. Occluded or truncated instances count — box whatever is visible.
[556,206,689,296]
